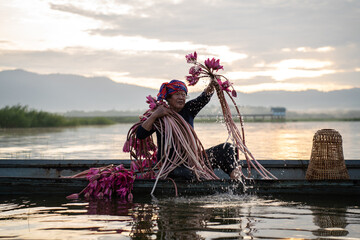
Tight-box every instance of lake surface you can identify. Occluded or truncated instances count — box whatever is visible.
[1,121,360,239]
[1,121,359,160]
[1,193,360,239]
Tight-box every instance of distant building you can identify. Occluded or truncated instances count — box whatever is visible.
[271,107,286,119]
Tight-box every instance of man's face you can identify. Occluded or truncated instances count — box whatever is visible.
[167,91,186,112]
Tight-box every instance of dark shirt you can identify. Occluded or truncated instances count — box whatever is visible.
[136,91,213,162]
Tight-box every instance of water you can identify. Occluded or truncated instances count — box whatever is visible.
[1,121,360,160]
[1,121,360,239]
[1,193,360,239]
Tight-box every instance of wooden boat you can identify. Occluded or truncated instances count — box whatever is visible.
[1,159,360,196]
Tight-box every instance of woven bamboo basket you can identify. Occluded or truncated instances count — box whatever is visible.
[306,129,349,180]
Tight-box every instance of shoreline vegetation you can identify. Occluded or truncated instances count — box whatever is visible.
[0,105,115,128]
[1,105,359,128]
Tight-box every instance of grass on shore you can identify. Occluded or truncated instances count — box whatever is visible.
[193,117,360,123]
[2,105,359,128]
[0,105,115,128]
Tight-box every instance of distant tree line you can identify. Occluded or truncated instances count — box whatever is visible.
[2,105,359,128]
[0,105,115,128]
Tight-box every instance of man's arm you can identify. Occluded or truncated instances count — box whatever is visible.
[137,105,171,139]
[185,81,215,117]
[204,80,215,96]
[141,105,171,131]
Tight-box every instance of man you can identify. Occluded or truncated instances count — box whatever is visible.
[136,79,241,179]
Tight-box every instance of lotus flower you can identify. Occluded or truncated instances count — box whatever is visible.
[185,51,197,63]
[221,80,231,91]
[123,140,130,152]
[186,75,200,86]
[146,95,157,110]
[189,66,201,76]
[127,193,133,202]
[185,52,237,97]
[97,192,104,199]
[204,58,223,72]
[66,193,79,200]
[231,89,237,97]
[217,78,230,92]
[131,161,140,171]
[67,164,135,201]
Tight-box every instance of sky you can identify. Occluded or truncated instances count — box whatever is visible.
[0,0,359,93]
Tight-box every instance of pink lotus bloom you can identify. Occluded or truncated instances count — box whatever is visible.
[131,161,140,171]
[231,89,237,97]
[205,58,224,71]
[88,174,100,182]
[123,140,130,152]
[87,168,100,178]
[186,75,200,86]
[68,164,135,201]
[116,187,127,198]
[84,192,90,199]
[146,95,157,110]
[185,51,197,63]
[97,192,104,199]
[189,66,201,76]
[104,187,110,196]
[151,153,157,164]
[66,193,79,200]
[217,78,231,92]
[127,193,133,202]
[221,80,231,92]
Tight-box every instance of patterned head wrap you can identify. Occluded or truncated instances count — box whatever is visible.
[157,80,188,101]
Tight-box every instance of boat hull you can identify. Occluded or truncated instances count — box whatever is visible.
[1,159,360,196]
[1,177,359,196]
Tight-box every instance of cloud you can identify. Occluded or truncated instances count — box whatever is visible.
[272,59,333,70]
[0,0,359,93]
[48,0,360,49]
[236,82,355,93]
[297,46,335,53]
[227,58,337,82]
[282,46,335,53]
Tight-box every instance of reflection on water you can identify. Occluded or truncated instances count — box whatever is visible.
[0,124,132,159]
[1,121,359,160]
[1,194,359,239]
[312,206,349,237]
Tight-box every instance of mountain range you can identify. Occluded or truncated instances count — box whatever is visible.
[1,69,359,113]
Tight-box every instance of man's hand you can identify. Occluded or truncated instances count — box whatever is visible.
[141,105,171,131]
[152,105,171,118]
[205,80,215,95]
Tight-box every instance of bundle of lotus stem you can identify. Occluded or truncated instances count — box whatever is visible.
[124,101,219,194]
[154,111,218,180]
[185,51,276,180]
[212,76,276,179]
